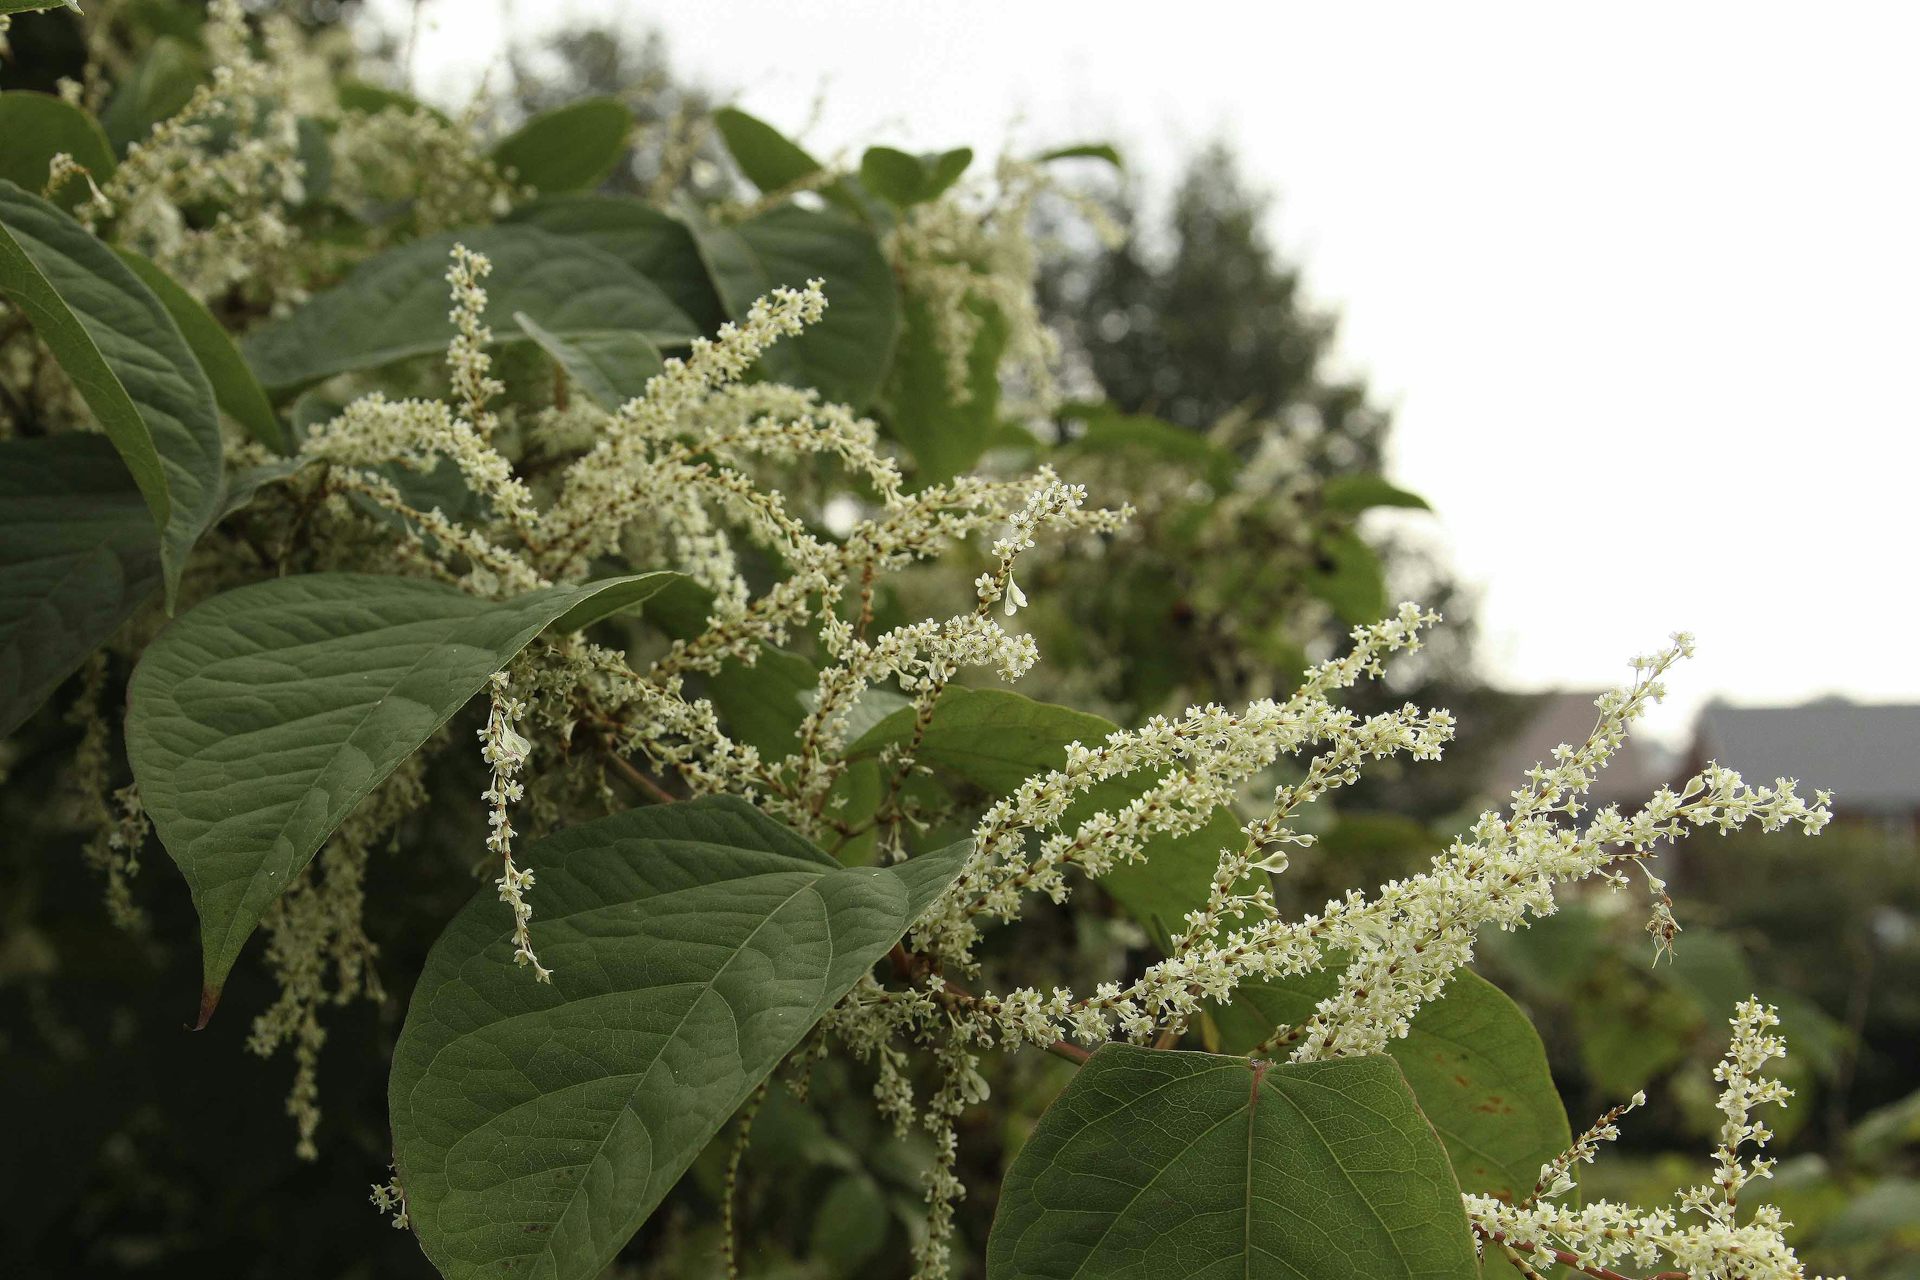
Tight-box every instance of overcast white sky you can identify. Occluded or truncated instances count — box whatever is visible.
[371,1,1920,740]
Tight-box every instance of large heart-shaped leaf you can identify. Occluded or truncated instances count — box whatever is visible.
[116,247,285,452]
[125,571,676,1010]
[240,224,700,393]
[684,202,901,408]
[390,796,968,1280]
[1211,968,1570,1202]
[0,181,224,609]
[847,687,1245,936]
[491,97,631,195]
[988,1045,1480,1279]
[505,194,725,334]
[0,435,163,738]
[0,91,116,210]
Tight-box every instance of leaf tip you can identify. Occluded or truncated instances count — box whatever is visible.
[194,983,222,1030]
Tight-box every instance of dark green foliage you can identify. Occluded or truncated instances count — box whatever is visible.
[0,434,161,735]
[988,1046,1480,1279]
[0,181,223,606]
[241,224,701,392]
[391,797,967,1280]
[126,572,673,998]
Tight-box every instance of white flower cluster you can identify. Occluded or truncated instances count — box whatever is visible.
[300,247,548,596]
[445,245,507,442]
[293,248,1136,991]
[888,155,1121,413]
[1466,1002,1829,1280]
[1533,1089,1644,1202]
[811,621,1835,1274]
[42,151,107,208]
[79,0,307,301]
[66,653,149,931]
[369,1174,410,1230]
[251,753,430,1158]
[481,671,546,982]
[914,603,1443,970]
[328,106,520,239]
[907,632,1831,1062]
[538,279,834,584]
[783,478,1114,824]
[1696,999,1795,1224]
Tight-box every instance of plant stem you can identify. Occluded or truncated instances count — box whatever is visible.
[1472,1226,1688,1280]
[602,745,677,804]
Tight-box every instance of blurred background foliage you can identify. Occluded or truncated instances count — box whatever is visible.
[1,2,1914,1277]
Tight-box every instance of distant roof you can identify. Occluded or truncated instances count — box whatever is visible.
[1694,698,1920,812]
[1483,690,1674,808]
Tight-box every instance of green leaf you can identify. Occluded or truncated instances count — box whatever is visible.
[708,109,878,222]
[293,115,333,207]
[810,1174,890,1272]
[1307,528,1388,625]
[116,248,286,452]
[1853,1086,1920,1163]
[858,147,928,205]
[548,571,685,632]
[1037,142,1124,168]
[1323,473,1431,514]
[1211,969,1571,1201]
[512,311,662,410]
[0,181,223,609]
[336,78,448,121]
[988,1045,1481,1279]
[219,455,311,521]
[1059,400,1239,491]
[859,145,973,207]
[125,571,676,1009]
[880,292,1006,483]
[713,106,825,194]
[846,687,1245,935]
[923,148,974,199]
[389,795,968,1280]
[710,648,820,757]
[0,435,162,738]
[240,224,700,394]
[492,97,631,195]
[0,1,83,13]
[506,193,726,334]
[684,202,901,408]
[0,92,116,211]
[99,35,205,152]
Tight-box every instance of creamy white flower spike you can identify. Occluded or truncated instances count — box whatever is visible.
[1465,1001,1829,1280]
[481,671,547,982]
[80,0,306,301]
[810,622,1834,1278]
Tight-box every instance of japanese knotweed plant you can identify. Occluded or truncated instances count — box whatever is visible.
[0,4,1845,1279]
